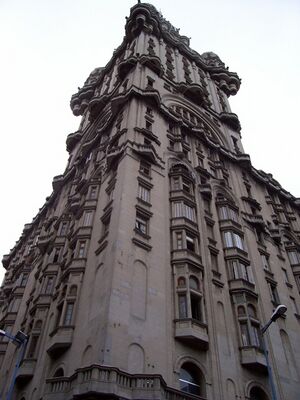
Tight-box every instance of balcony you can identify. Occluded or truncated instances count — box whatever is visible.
[2,254,10,269]
[220,112,241,131]
[240,346,267,372]
[66,130,83,152]
[16,359,36,383]
[228,279,257,296]
[171,249,202,266]
[175,319,209,349]
[52,175,64,192]
[44,364,206,400]
[37,233,55,254]
[47,326,74,358]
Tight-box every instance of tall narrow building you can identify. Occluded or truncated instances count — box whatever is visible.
[1,3,300,400]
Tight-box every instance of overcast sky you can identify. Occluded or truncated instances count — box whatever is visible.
[0,0,299,283]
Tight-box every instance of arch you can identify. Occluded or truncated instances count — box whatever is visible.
[81,345,93,366]
[53,367,64,377]
[245,381,269,400]
[130,260,147,320]
[179,362,206,397]
[174,355,208,379]
[280,329,299,380]
[226,378,237,400]
[177,277,186,287]
[189,276,199,290]
[249,386,269,400]
[162,95,229,148]
[215,187,237,205]
[217,301,231,356]
[169,160,196,181]
[128,343,145,374]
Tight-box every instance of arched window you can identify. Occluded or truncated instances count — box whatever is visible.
[178,277,186,287]
[53,368,64,377]
[249,386,269,400]
[189,276,199,291]
[179,362,205,396]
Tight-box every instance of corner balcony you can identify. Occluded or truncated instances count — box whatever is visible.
[2,254,10,269]
[175,318,209,349]
[47,326,74,358]
[117,56,138,80]
[44,364,206,400]
[240,346,267,372]
[16,359,36,383]
[220,112,241,131]
[66,130,83,152]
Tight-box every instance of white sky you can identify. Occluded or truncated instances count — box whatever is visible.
[0,0,299,283]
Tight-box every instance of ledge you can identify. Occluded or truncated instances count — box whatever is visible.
[47,326,74,359]
[240,346,267,372]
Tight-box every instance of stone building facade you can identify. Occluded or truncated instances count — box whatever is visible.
[0,3,300,400]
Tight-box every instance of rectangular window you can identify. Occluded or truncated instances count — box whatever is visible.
[53,247,62,263]
[138,184,150,203]
[178,295,187,318]
[230,261,254,283]
[59,221,68,236]
[173,202,195,221]
[288,250,300,265]
[210,252,218,271]
[20,273,28,287]
[176,232,183,249]
[261,254,270,270]
[44,276,55,295]
[223,231,244,250]
[182,178,192,194]
[190,294,201,321]
[135,214,148,235]
[83,211,93,226]
[63,303,74,326]
[140,161,151,176]
[27,335,39,359]
[78,241,86,258]
[90,186,97,199]
[186,233,196,252]
[290,297,299,315]
[269,283,280,305]
[240,322,250,346]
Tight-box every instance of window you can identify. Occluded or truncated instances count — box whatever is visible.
[237,304,262,349]
[173,201,196,222]
[145,120,152,131]
[89,186,97,199]
[20,273,28,287]
[186,233,196,252]
[288,250,300,265]
[223,231,245,250]
[146,77,154,88]
[27,335,39,359]
[59,221,68,236]
[176,274,203,323]
[176,232,183,249]
[138,184,150,203]
[182,178,193,194]
[268,282,280,305]
[140,160,151,176]
[290,297,299,315]
[179,363,205,396]
[218,205,239,222]
[77,241,87,258]
[83,211,93,226]
[135,213,149,235]
[43,276,55,295]
[282,268,290,284]
[261,254,270,270]
[53,246,62,263]
[228,260,254,283]
[63,303,74,326]
[210,252,218,271]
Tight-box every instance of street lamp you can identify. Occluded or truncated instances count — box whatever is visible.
[260,304,287,400]
[0,329,28,400]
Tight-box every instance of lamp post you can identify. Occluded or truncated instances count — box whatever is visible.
[0,329,28,400]
[260,305,287,400]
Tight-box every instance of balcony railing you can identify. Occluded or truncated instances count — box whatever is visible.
[44,364,206,400]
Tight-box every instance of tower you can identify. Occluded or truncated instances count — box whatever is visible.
[1,2,300,400]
